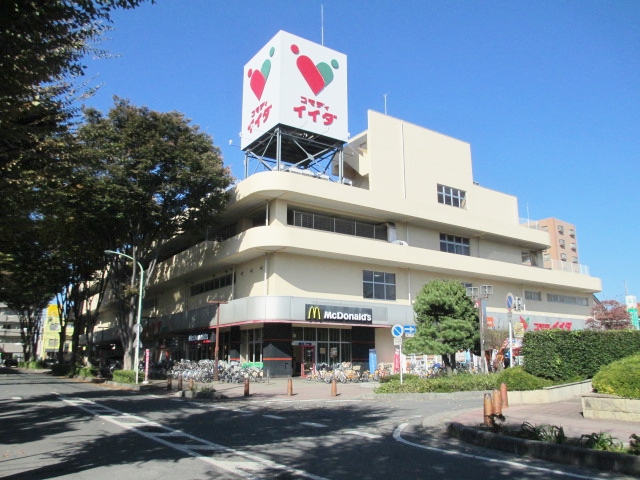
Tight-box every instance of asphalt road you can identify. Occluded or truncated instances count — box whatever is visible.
[0,369,633,480]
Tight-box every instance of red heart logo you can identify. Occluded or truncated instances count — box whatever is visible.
[249,69,266,100]
[296,55,325,95]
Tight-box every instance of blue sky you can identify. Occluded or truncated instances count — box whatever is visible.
[81,0,640,302]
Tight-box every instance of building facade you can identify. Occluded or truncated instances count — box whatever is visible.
[38,304,74,361]
[0,303,23,363]
[537,218,581,272]
[95,110,602,376]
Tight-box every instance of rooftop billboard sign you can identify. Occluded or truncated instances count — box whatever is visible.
[241,30,348,150]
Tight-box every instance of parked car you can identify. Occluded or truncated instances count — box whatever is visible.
[4,358,18,367]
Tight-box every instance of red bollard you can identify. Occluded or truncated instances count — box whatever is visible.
[483,393,493,426]
[244,378,250,396]
[500,382,509,408]
[301,363,306,378]
[287,378,293,396]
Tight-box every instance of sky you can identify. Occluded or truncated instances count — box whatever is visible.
[80,0,640,302]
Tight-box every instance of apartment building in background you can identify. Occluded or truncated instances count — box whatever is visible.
[0,303,23,363]
[537,218,581,272]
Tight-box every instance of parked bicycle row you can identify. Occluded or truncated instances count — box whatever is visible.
[167,359,266,384]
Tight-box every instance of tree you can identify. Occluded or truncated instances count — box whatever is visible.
[77,98,234,370]
[0,0,149,299]
[404,279,479,371]
[586,299,631,330]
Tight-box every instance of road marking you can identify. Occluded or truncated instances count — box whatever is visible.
[300,422,328,428]
[61,396,328,480]
[343,430,382,439]
[393,423,601,480]
[263,414,286,420]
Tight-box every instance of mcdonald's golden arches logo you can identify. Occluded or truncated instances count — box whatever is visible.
[307,305,321,320]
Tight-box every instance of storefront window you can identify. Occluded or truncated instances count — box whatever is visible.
[241,328,263,363]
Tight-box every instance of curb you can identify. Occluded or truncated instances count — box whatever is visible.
[447,422,640,476]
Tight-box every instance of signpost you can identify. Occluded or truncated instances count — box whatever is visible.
[391,324,406,384]
[506,292,514,367]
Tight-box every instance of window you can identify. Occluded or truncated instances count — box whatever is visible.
[190,273,234,296]
[521,251,538,267]
[557,225,564,234]
[437,184,466,208]
[363,270,396,300]
[560,253,567,261]
[524,290,542,301]
[559,239,565,248]
[572,256,579,264]
[289,210,387,241]
[547,294,588,306]
[570,243,576,251]
[440,233,470,256]
[48,338,58,347]
[569,228,575,237]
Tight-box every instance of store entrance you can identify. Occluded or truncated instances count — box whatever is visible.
[301,344,315,377]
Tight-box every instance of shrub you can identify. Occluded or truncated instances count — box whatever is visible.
[496,366,554,391]
[76,366,95,378]
[592,354,640,399]
[112,369,143,384]
[375,372,498,394]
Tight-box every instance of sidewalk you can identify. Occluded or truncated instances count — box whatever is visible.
[158,376,380,401]
[449,397,640,443]
[447,397,640,476]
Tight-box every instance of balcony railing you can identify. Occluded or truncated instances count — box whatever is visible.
[547,259,590,276]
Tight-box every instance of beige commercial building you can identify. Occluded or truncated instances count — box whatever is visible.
[92,111,603,376]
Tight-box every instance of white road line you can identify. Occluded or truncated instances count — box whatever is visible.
[299,422,328,428]
[263,414,286,420]
[393,423,601,480]
[343,430,382,439]
[61,396,328,480]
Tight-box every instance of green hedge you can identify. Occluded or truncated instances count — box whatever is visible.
[592,354,640,399]
[522,330,640,381]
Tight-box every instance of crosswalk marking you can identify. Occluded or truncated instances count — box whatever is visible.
[61,395,328,480]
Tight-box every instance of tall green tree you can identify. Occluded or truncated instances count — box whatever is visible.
[77,98,234,370]
[0,0,149,306]
[404,279,479,371]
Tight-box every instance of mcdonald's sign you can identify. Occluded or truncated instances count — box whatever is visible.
[305,304,373,324]
[307,306,322,320]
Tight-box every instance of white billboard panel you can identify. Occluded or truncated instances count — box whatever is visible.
[241,30,348,150]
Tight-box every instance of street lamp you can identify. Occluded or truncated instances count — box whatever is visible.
[467,285,493,373]
[105,250,145,384]
[208,300,228,381]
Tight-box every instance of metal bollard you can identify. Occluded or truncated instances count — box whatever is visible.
[483,393,493,426]
[244,378,250,396]
[177,373,183,391]
[167,376,172,391]
[189,378,195,391]
[287,378,293,396]
[331,379,337,397]
[492,389,502,416]
[500,382,509,408]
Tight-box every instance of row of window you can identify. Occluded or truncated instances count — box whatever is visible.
[363,275,588,307]
[190,273,234,297]
[289,210,388,241]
